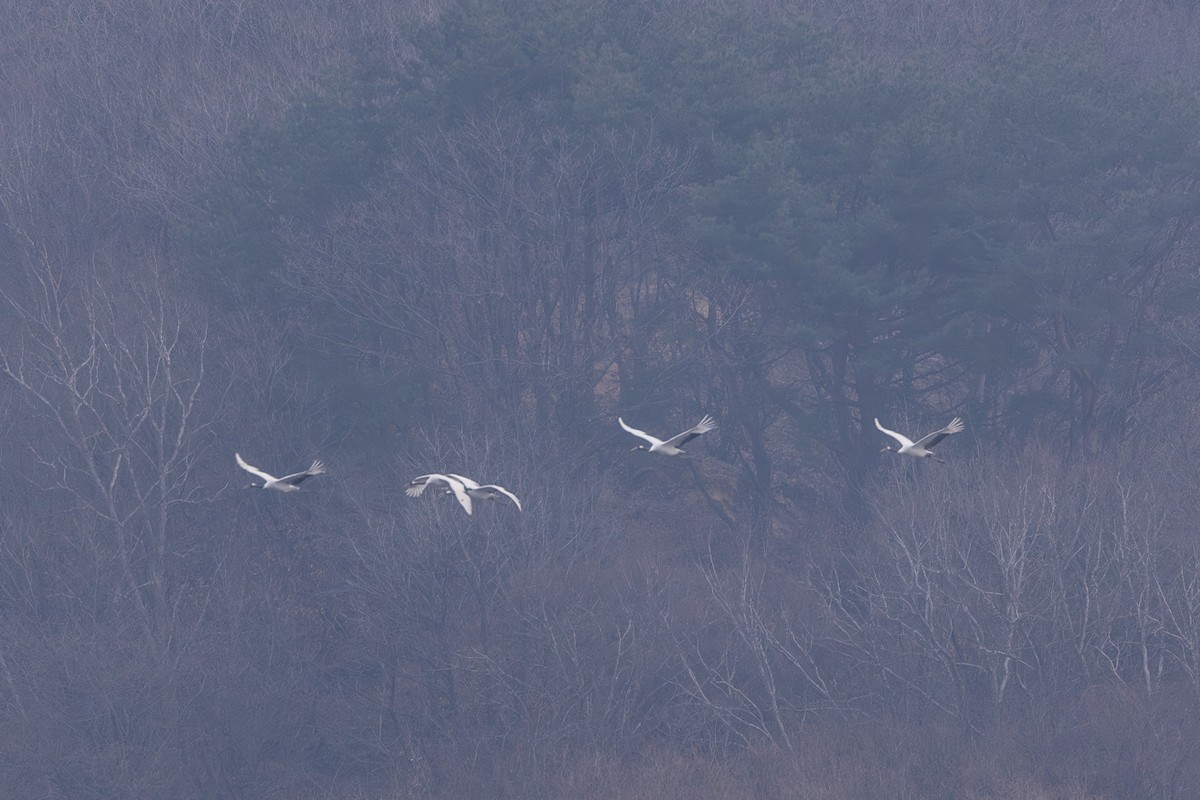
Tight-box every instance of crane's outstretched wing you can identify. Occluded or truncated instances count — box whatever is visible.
[442,475,473,514]
[478,484,522,511]
[914,417,964,450]
[618,417,662,447]
[405,474,437,498]
[278,460,326,486]
[662,414,718,448]
[409,473,466,495]
[235,453,277,483]
[446,473,482,490]
[874,419,915,449]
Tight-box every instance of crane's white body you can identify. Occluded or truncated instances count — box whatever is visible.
[874,417,964,463]
[236,453,326,492]
[618,415,717,456]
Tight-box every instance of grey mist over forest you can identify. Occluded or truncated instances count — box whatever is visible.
[3,1,1200,797]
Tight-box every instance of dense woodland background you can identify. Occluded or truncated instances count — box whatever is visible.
[4,0,1200,797]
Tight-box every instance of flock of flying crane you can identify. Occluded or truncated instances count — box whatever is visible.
[234,414,966,513]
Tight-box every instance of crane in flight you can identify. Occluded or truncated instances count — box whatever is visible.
[618,414,718,456]
[406,473,475,514]
[235,453,326,492]
[874,417,964,463]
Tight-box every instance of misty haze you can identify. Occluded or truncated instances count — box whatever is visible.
[4,1,1200,798]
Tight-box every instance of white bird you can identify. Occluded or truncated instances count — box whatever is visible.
[406,473,474,515]
[618,414,718,456]
[235,453,326,492]
[446,473,523,511]
[874,417,965,463]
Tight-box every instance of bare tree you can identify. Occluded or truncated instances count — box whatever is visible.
[1,255,219,645]
[676,544,839,750]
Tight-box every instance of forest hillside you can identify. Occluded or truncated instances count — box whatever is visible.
[4,1,1200,797]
